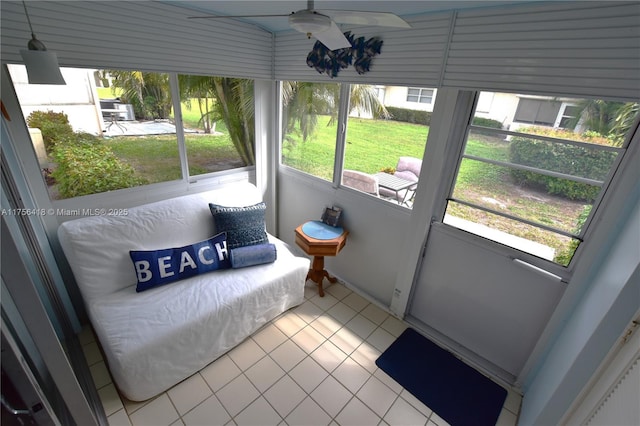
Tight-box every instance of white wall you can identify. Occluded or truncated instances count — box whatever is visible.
[8,65,103,135]
[277,170,412,306]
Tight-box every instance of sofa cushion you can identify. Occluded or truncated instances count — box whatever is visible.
[230,243,277,268]
[209,202,269,249]
[130,232,230,292]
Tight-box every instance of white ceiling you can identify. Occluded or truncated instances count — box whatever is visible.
[163,0,529,33]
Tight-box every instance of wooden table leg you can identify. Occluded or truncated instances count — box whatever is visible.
[306,255,338,297]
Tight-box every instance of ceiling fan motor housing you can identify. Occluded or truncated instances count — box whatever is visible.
[289,10,332,36]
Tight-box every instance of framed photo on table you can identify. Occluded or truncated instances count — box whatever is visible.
[321,206,343,227]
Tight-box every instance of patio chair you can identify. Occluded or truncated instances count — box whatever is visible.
[379,156,422,203]
[342,170,379,196]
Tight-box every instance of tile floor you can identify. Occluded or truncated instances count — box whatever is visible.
[80,281,522,426]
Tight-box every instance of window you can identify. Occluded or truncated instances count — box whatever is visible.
[280,81,341,182]
[8,66,253,200]
[444,91,638,266]
[407,87,434,104]
[513,98,561,126]
[280,83,431,209]
[178,75,253,177]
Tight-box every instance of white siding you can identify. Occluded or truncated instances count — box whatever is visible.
[0,1,273,79]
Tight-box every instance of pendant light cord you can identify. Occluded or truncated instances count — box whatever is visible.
[22,0,36,39]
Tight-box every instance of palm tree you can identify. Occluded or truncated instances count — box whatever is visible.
[282,82,388,144]
[178,75,217,134]
[107,70,171,120]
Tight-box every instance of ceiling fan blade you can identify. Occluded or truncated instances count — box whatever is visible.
[187,14,289,20]
[322,10,411,28]
[314,21,352,50]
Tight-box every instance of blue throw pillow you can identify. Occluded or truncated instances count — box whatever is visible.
[230,243,277,269]
[130,232,231,292]
[209,202,269,250]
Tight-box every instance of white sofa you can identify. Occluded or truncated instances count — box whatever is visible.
[58,182,310,401]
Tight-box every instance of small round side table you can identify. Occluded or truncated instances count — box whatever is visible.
[294,221,348,297]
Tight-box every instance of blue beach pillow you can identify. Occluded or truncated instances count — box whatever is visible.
[130,232,230,292]
[209,202,269,250]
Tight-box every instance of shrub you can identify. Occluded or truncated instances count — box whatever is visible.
[554,205,592,266]
[52,137,145,198]
[509,128,616,201]
[26,110,75,153]
[386,106,431,125]
[472,117,503,129]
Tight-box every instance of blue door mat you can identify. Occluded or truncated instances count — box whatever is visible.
[376,328,508,426]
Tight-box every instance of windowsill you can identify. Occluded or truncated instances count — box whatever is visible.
[443,215,556,261]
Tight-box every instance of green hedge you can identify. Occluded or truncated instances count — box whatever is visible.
[386,107,431,125]
[26,110,75,153]
[509,130,616,201]
[52,136,146,198]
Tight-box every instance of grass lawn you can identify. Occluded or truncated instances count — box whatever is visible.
[101,112,581,263]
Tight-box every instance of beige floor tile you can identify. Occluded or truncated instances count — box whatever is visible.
[332,357,371,394]
[496,408,519,426]
[330,327,363,356]
[263,375,306,418]
[98,383,125,417]
[285,396,332,426]
[310,314,343,339]
[129,394,179,426]
[356,376,398,417]
[167,374,212,416]
[200,355,242,392]
[83,341,103,366]
[78,326,96,346]
[383,396,429,426]
[350,342,381,373]
[429,411,452,426]
[293,300,325,324]
[228,338,266,371]
[380,315,408,337]
[289,356,329,393]
[399,390,433,418]
[216,375,260,417]
[334,396,381,426]
[270,339,307,372]
[273,311,307,337]
[344,314,377,340]
[360,303,389,325]
[107,408,132,426]
[251,324,288,353]
[310,376,352,417]
[309,293,339,312]
[310,340,347,373]
[90,360,112,390]
[181,395,231,426]
[325,283,352,300]
[327,302,358,325]
[366,327,395,353]
[373,368,403,394]
[244,356,285,393]
[235,396,282,426]
[291,325,326,354]
[341,292,369,312]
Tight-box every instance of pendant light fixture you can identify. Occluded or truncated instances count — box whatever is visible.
[19,1,65,85]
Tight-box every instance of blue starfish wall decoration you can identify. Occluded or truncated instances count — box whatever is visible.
[306,31,383,78]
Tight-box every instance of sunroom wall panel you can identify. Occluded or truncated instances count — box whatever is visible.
[274,12,452,87]
[0,1,273,79]
[443,1,640,101]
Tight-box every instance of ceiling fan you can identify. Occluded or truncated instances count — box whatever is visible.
[187,0,411,50]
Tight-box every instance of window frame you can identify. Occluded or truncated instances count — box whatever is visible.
[443,92,632,269]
